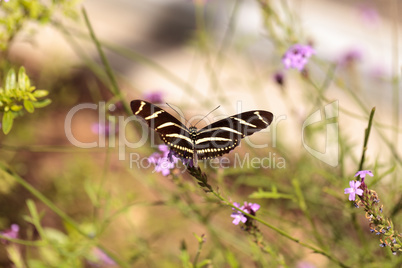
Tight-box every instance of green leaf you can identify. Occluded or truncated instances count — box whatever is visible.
[25,76,31,90]
[5,69,16,93]
[10,104,23,112]
[24,100,34,113]
[18,67,26,91]
[32,99,51,108]
[27,92,37,101]
[32,90,49,98]
[2,111,14,134]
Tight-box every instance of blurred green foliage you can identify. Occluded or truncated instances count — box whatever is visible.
[0,67,51,134]
[0,0,79,52]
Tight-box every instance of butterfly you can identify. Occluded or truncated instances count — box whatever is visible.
[131,100,273,167]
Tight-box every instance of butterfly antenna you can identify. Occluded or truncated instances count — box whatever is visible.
[166,103,190,125]
[194,105,220,127]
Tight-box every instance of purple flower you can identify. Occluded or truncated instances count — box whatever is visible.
[231,202,247,225]
[166,148,194,167]
[282,44,315,71]
[344,181,364,201]
[148,145,179,176]
[143,91,164,104]
[242,202,260,215]
[230,202,260,225]
[0,224,19,244]
[355,170,373,183]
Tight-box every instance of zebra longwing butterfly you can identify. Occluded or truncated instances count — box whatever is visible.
[131,100,273,167]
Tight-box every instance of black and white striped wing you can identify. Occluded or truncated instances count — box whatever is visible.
[195,110,273,159]
[130,100,194,158]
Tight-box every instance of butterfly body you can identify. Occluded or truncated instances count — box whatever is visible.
[131,100,273,167]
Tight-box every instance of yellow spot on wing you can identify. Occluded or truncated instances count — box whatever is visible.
[135,101,146,115]
[145,110,164,120]
[254,111,269,125]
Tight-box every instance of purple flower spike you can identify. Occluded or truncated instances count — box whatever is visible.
[230,202,261,225]
[282,44,315,71]
[344,181,364,201]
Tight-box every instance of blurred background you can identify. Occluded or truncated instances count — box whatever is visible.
[0,0,401,267]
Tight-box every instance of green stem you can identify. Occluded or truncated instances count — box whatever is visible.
[358,107,376,171]
[81,8,131,116]
[192,236,204,267]
[0,236,45,247]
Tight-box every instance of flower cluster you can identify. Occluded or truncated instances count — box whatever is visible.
[231,202,260,225]
[345,170,402,255]
[148,145,179,176]
[282,44,315,71]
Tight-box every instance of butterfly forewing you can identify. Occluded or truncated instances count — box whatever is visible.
[195,110,273,159]
[130,100,194,158]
